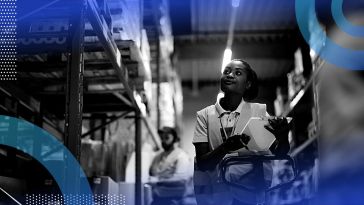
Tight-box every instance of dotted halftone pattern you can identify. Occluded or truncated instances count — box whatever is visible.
[0,0,16,80]
[25,194,126,205]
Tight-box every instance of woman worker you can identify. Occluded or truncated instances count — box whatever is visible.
[192,59,290,205]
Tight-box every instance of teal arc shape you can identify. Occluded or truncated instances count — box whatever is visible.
[0,115,94,205]
[295,0,364,70]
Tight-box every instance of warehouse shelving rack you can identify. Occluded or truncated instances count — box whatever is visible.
[0,0,163,204]
[283,56,324,156]
[143,0,176,130]
[270,54,324,204]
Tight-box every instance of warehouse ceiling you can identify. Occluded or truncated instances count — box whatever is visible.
[191,0,296,33]
[168,0,364,83]
[168,0,301,83]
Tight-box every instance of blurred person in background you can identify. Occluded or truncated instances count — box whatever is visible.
[193,59,290,205]
[316,11,364,205]
[149,127,192,205]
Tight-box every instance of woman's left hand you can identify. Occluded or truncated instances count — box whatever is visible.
[264,117,290,142]
[264,117,291,155]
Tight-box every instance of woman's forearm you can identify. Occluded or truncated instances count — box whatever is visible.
[271,138,290,156]
[195,144,227,171]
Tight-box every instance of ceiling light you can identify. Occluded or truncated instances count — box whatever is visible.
[232,0,240,8]
[221,48,232,73]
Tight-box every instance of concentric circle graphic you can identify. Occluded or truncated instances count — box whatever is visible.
[331,0,364,37]
[295,0,364,70]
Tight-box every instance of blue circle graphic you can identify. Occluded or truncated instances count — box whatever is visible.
[0,115,94,205]
[331,0,364,37]
[295,0,364,70]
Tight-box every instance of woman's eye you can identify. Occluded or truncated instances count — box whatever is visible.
[235,71,242,76]
[223,70,230,75]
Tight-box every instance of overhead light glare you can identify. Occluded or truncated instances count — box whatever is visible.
[221,48,232,73]
[232,0,240,8]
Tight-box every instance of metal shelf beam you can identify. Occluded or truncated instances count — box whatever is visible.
[63,0,86,194]
[87,1,161,204]
[86,0,135,104]
[282,59,325,117]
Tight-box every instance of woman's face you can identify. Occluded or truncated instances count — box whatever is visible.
[220,61,250,95]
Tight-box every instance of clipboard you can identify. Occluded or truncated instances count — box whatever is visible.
[240,117,292,151]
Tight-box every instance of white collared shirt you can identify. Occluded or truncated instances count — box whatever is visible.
[193,94,268,145]
[215,95,245,140]
[193,96,270,205]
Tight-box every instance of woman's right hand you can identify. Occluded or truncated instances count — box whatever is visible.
[223,134,251,151]
[194,134,251,171]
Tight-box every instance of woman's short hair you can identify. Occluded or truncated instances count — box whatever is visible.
[231,59,259,101]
